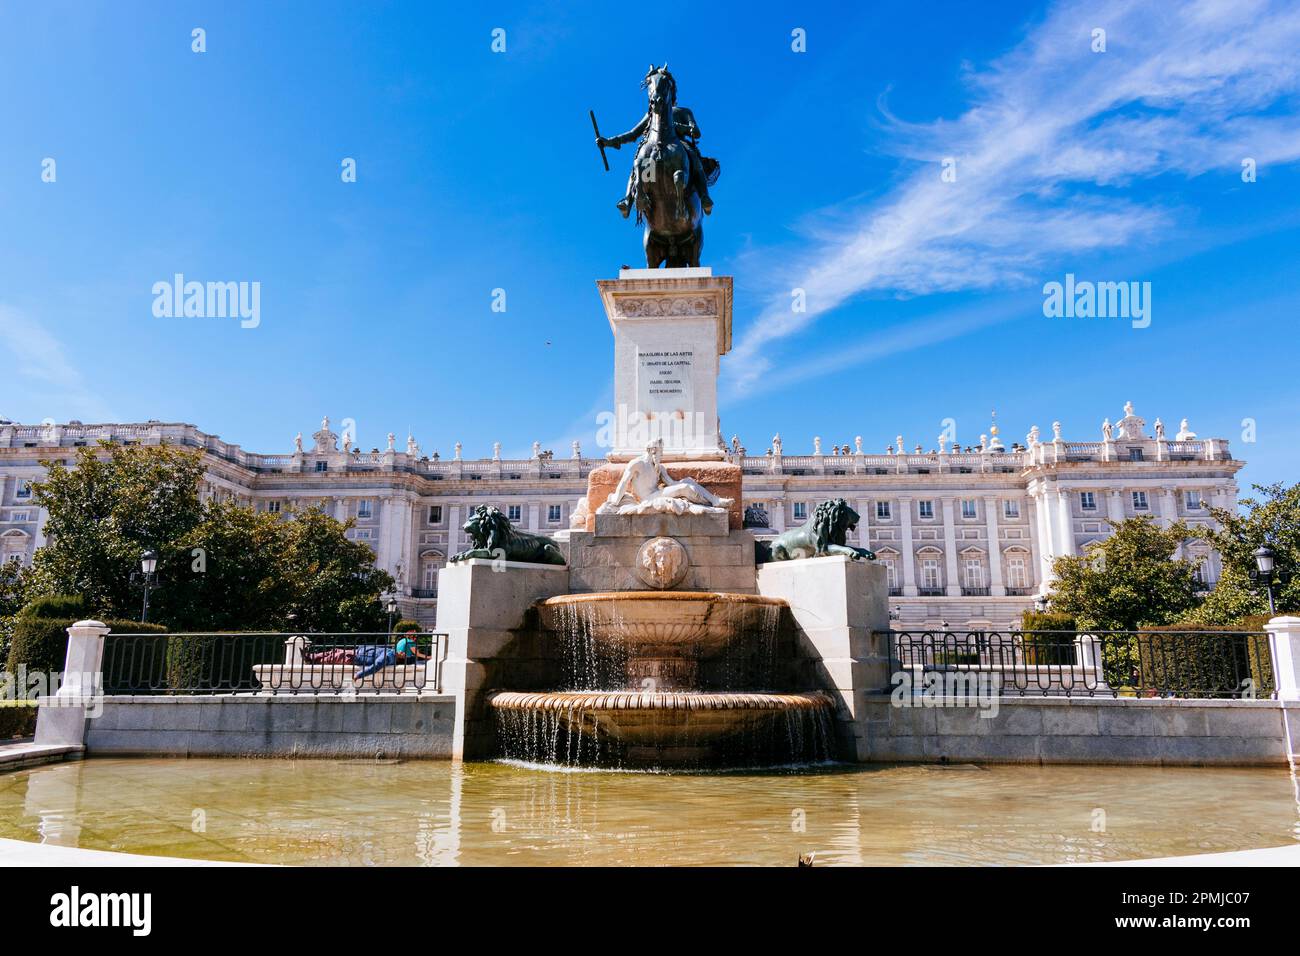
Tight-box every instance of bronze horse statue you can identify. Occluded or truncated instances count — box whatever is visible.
[596,65,718,268]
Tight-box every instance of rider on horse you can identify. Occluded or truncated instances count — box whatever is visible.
[596,66,715,220]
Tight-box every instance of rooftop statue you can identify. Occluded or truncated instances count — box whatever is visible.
[593,64,719,268]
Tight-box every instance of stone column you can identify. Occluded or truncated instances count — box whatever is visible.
[770,496,786,532]
[1266,617,1300,701]
[856,497,871,552]
[1107,489,1125,523]
[1053,487,1076,557]
[982,495,1004,595]
[1028,493,1052,589]
[34,620,111,748]
[898,496,917,596]
[1160,486,1178,530]
[940,496,960,596]
[1265,617,1300,763]
[446,504,461,558]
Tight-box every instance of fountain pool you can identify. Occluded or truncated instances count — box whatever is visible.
[1,758,1295,866]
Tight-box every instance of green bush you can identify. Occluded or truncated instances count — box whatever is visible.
[393,619,421,634]
[6,615,72,678]
[0,702,39,739]
[1018,611,1078,666]
[8,616,166,695]
[1137,625,1274,699]
[18,594,87,621]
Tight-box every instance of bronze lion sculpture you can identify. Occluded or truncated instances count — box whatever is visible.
[449,505,566,566]
[757,498,876,563]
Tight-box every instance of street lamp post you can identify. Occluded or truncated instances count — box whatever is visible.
[139,549,159,623]
[387,596,398,635]
[1252,545,1278,616]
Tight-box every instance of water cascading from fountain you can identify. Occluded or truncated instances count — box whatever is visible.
[489,592,838,770]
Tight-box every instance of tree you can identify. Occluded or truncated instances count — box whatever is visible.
[28,442,205,619]
[0,557,31,662]
[1046,517,1205,631]
[23,442,393,632]
[1188,481,1300,624]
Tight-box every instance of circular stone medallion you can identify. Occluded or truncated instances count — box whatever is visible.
[635,536,689,590]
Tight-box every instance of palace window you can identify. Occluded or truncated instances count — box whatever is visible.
[357,499,372,518]
[883,559,897,591]
[1003,500,1020,519]
[876,501,891,520]
[921,559,941,591]
[507,504,522,522]
[963,559,984,589]
[1007,556,1028,590]
[1128,447,1145,461]
[1131,491,1149,511]
[961,499,977,519]
[918,500,934,519]
[793,502,807,520]
[1080,491,1096,510]
[547,504,562,523]
[428,505,442,524]
[314,460,328,472]
[266,500,281,514]
[15,481,31,499]
[1184,491,1204,510]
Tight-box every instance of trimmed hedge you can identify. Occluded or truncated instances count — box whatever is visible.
[393,619,420,634]
[163,632,288,693]
[0,702,39,739]
[19,594,87,621]
[1019,611,1078,666]
[1137,625,1275,699]
[7,616,167,695]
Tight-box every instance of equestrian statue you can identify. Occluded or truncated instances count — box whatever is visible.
[592,64,720,268]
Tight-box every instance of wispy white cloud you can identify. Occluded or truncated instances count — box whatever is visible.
[0,304,115,422]
[725,0,1300,395]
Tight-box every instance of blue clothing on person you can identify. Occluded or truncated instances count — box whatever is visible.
[353,644,397,680]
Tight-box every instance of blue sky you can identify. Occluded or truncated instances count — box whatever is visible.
[2,0,1298,491]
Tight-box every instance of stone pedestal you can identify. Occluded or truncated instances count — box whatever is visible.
[434,560,570,759]
[756,557,891,761]
[34,619,110,749]
[583,460,743,531]
[566,510,757,594]
[596,267,732,461]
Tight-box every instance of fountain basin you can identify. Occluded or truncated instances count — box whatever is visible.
[538,591,789,691]
[489,689,837,769]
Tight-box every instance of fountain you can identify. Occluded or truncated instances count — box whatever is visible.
[435,266,892,771]
[488,591,837,769]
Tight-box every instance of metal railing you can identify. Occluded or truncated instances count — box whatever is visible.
[103,632,447,696]
[890,629,1274,699]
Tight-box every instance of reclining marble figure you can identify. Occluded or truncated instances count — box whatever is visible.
[598,439,733,516]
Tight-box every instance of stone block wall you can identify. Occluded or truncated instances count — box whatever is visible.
[857,696,1295,765]
[566,511,757,594]
[84,694,456,758]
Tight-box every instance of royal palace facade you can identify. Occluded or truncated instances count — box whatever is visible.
[0,402,1242,629]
